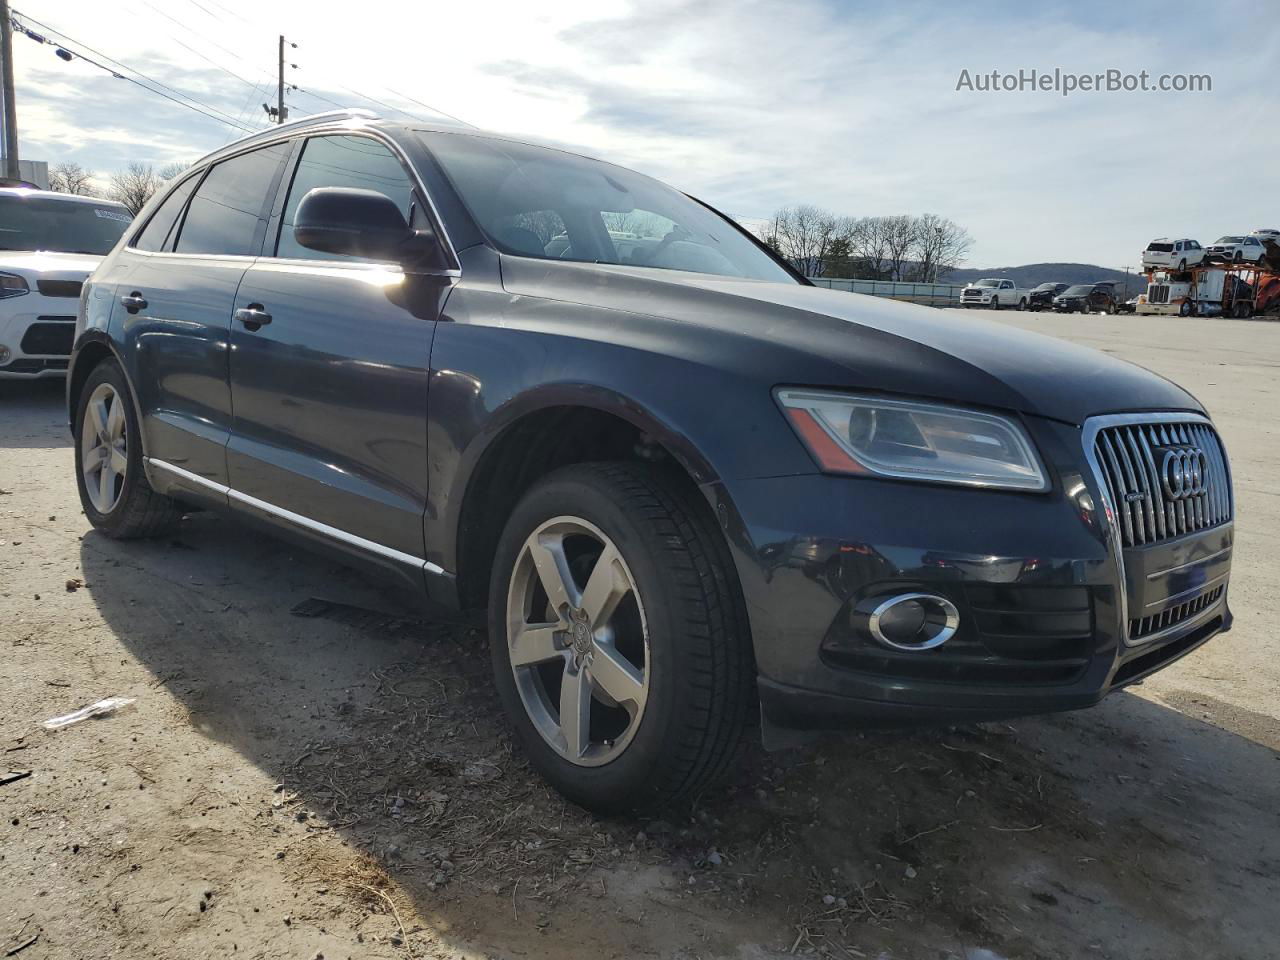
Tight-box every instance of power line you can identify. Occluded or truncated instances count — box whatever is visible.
[10,10,256,133]
[385,86,474,127]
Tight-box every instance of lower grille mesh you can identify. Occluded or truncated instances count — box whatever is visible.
[1130,584,1224,641]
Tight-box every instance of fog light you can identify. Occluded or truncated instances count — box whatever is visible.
[0,344,10,364]
[868,593,959,651]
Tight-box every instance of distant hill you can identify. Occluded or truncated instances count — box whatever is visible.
[941,262,1146,293]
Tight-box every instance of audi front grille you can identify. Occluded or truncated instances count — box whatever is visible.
[1089,419,1231,548]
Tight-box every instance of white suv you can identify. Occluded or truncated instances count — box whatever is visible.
[1205,234,1266,264]
[1141,237,1203,272]
[0,188,132,379]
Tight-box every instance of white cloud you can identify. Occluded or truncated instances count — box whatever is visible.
[11,0,1279,268]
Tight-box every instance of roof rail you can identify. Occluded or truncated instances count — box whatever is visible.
[212,108,382,158]
[269,108,380,134]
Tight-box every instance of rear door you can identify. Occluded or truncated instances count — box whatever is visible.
[112,142,291,491]
[226,133,453,564]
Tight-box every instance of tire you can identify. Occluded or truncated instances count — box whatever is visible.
[1180,300,1193,317]
[990,296,999,311]
[488,462,752,814]
[1106,302,1116,315]
[1178,259,1186,272]
[74,358,181,538]
[1234,251,1242,263]
[1017,298,1027,311]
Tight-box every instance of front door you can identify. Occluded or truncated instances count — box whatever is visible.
[226,133,452,564]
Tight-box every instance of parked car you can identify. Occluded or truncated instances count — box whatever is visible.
[68,110,1235,813]
[1119,295,1141,314]
[1028,282,1068,311]
[959,278,1029,310]
[1251,228,1280,242]
[0,188,132,379]
[1142,238,1204,272]
[1205,235,1267,263]
[1053,282,1120,314]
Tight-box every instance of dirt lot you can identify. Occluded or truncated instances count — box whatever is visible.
[2,312,1277,960]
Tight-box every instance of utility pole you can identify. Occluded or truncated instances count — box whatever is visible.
[276,34,285,124]
[0,0,20,180]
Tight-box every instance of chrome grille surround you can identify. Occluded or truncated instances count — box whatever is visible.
[1082,412,1233,646]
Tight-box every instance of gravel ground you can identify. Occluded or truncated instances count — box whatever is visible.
[1,311,1277,960]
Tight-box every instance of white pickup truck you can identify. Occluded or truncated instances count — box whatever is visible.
[958,278,1030,310]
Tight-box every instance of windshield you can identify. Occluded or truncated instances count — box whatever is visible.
[419,133,795,283]
[973,279,1000,287]
[1063,285,1092,296]
[0,194,132,255]
[1216,236,1244,244]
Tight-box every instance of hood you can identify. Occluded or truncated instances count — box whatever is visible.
[0,250,103,282]
[500,258,1202,426]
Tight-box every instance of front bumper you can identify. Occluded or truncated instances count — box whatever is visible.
[711,415,1232,729]
[0,295,78,379]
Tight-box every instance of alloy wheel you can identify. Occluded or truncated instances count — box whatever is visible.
[81,382,128,514]
[505,516,649,766]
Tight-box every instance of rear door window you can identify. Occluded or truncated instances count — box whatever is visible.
[133,174,201,253]
[274,135,416,262]
[176,142,291,257]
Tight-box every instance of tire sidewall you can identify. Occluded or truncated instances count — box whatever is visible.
[488,467,707,812]
[74,359,147,535]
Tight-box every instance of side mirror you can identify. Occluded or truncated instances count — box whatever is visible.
[294,187,435,264]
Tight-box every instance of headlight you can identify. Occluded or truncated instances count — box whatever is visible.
[0,273,29,299]
[775,390,1049,491]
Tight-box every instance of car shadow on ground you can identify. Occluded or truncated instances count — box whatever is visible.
[78,510,1280,959]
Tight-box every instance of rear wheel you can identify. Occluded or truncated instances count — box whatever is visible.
[1017,298,1027,311]
[1178,259,1186,272]
[488,462,752,814]
[74,359,180,538]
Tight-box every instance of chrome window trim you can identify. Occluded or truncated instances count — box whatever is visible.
[1080,411,1233,647]
[126,119,461,272]
[146,457,446,576]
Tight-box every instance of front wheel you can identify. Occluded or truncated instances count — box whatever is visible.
[1180,300,1194,317]
[74,359,180,538]
[990,296,1000,310]
[489,462,752,814]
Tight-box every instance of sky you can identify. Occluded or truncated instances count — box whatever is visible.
[8,0,1279,269]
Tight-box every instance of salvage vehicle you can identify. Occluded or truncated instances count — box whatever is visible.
[0,188,132,379]
[1053,281,1120,314]
[67,111,1236,813]
[958,277,1029,310]
[1028,281,1068,311]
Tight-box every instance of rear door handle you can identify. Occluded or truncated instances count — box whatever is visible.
[120,292,148,312]
[234,305,272,331]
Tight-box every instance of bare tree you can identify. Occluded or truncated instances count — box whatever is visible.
[766,205,842,275]
[158,161,191,182]
[109,162,161,215]
[847,216,890,279]
[910,213,973,281]
[49,161,94,196]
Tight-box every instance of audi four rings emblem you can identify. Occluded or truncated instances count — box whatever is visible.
[1161,447,1207,499]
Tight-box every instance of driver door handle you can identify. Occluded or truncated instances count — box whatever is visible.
[234,305,273,331]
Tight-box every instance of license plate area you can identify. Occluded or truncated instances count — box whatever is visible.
[1122,523,1231,643]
